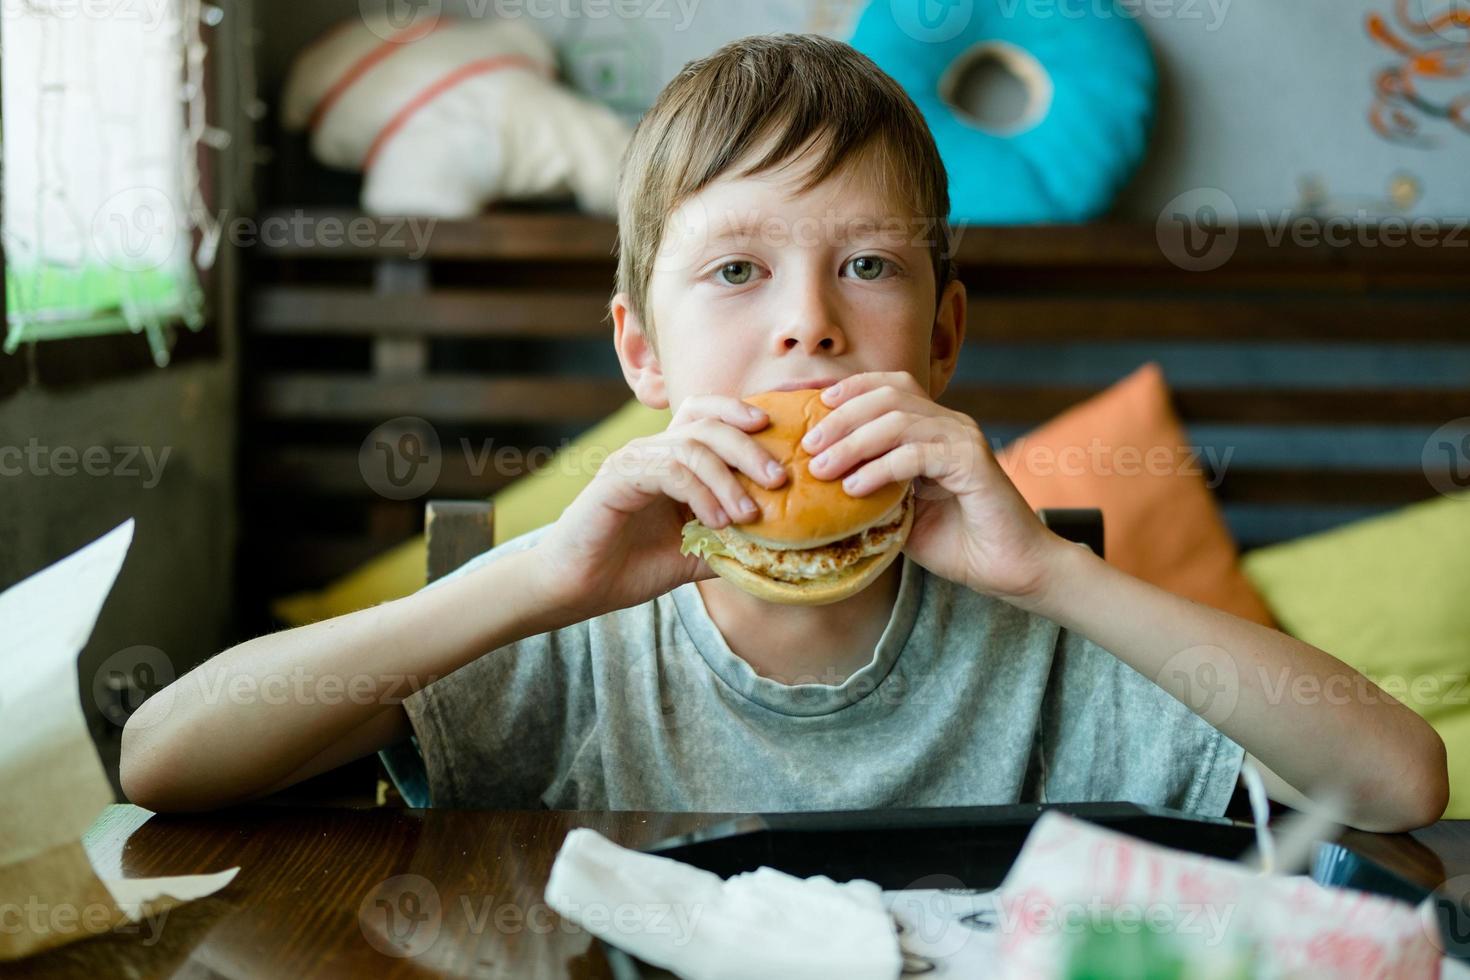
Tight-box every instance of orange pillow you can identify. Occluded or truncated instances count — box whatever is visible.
[994,362,1276,627]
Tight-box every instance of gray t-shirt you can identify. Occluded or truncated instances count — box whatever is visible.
[397,526,1244,814]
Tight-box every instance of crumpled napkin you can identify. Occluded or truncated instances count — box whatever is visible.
[544,828,901,980]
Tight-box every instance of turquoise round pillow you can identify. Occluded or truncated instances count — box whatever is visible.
[850,0,1156,223]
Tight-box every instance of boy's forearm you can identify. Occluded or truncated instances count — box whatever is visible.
[121,544,572,810]
[1006,540,1449,832]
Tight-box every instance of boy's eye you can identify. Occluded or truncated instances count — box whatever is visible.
[845,255,890,281]
[717,261,756,285]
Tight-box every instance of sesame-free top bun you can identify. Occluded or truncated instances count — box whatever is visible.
[734,388,910,548]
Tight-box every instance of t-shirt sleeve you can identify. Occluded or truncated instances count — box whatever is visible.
[395,527,599,809]
[1034,624,1246,817]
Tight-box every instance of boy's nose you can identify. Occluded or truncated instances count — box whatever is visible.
[776,285,848,355]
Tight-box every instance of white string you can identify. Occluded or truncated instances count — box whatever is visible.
[1239,756,1278,874]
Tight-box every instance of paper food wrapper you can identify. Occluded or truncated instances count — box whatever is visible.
[988,810,1441,979]
[0,520,239,961]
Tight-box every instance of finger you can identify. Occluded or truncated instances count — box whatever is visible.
[653,459,731,528]
[841,440,970,497]
[596,441,729,527]
[686,418,787,489]
[808,410,945,481]
[804,384,929,456]
[668,441,761,525]
[818,370,926,410]
[671,393,769,432]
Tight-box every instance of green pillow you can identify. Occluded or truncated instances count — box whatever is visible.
[1242,490,1470,818]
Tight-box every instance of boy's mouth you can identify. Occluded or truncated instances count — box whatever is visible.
[770,376,843,392]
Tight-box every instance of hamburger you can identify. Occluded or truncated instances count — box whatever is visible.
[679,387,915,605]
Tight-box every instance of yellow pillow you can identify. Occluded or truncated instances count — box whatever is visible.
[272,399,672,626]
[1242,491,1470,817]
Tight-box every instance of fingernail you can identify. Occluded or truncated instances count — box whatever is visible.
[821,383,842,403]
[843,475,860,493]
[713,508,729,525]
[802,428,822,450]
[739,497,758,514]
[746,405,765,420]
[765,460,785,482]
[812,450,830,469]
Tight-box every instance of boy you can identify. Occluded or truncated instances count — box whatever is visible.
[121,35,1447,831]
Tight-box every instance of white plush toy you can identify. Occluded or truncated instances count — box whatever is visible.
[282,16,630,218]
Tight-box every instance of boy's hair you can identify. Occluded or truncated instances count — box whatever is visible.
[614,33,957,350]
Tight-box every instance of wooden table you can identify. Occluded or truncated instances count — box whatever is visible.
[9,805,1470,978]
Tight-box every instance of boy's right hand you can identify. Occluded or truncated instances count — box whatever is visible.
[529,395,788,620]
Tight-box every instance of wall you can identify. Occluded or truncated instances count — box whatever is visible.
[261,0,1470,218]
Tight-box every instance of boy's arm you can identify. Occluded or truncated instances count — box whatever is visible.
[120,544,573,812]
[1009,540,1450,834]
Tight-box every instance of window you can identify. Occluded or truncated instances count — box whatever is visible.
[2,0,219,366]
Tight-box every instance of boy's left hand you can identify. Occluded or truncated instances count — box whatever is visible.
[805,371,1061,603]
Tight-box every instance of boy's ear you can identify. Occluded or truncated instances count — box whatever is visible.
[927,278,967,400]
[611,292,669,410]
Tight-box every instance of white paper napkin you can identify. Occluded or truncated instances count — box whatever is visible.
[544,827,901,980]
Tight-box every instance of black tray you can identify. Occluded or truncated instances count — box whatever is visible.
[597,802,1464,978]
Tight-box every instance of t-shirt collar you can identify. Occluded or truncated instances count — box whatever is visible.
[668,554,925,717]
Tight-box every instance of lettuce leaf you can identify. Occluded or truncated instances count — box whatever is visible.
[680,521,731,560]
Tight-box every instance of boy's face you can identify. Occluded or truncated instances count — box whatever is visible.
[613,148,966,409]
